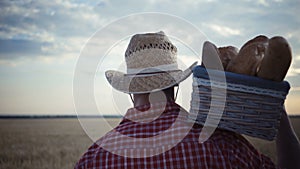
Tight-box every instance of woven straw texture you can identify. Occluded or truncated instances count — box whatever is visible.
[126,48,177,70]
[189,66,290,141]
[105,64,195,94]
[105,31,197,94]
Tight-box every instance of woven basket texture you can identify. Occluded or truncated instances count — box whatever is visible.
[189,66,290,141]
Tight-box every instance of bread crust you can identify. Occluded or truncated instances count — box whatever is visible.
[227,35,269,75]
[257,36,292,81]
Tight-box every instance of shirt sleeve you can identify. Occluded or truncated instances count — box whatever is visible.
[226,135,278,169]
[74,143,100,169]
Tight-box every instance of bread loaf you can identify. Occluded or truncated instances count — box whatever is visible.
[226,35,269,75]
[218,46,238,70]
[201,41,224,70]
[257,36,292,81]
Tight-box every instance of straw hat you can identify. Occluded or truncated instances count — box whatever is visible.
[105,31,197,94]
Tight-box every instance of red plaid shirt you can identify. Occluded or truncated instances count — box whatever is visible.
[75,101,278,169]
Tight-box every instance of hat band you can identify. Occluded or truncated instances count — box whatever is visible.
[127,63,179,74]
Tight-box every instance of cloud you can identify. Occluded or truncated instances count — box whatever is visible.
[257,0,269,6]
[0,0,105,38]
[203,23,241,37]
[0,0,110,65]
[287,67,300,77]
[0,38,63,58]
[241,0,284,7]
[0,0,299,67]
[291,86,300,91]
[256,0,285,7]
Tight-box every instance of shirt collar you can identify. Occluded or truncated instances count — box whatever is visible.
[121,101,180,123]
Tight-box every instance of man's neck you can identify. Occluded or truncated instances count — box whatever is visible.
[133,88,175,107]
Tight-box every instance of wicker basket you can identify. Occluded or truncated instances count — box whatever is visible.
[189,65,290,141]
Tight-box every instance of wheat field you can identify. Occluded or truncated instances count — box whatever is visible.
[0,117,299,169]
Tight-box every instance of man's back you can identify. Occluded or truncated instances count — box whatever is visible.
[75,101,277,169]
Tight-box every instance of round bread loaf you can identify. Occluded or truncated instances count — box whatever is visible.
[218,46,238,69]
[257,36,292,81]
[201,41,224,70]
[227,35,269,75]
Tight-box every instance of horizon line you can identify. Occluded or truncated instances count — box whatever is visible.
[0,114,122,119]
[0,114,300,119]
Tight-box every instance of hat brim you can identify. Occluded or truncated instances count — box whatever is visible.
[105,62,197,94]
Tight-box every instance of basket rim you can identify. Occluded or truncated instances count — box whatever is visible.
[193,65,290,93]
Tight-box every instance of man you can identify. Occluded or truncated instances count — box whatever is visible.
[75,31,298,168]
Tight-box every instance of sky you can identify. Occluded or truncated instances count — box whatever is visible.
[0,0,300,115]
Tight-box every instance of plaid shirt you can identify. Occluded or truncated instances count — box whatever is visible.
[75,101,278,169]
